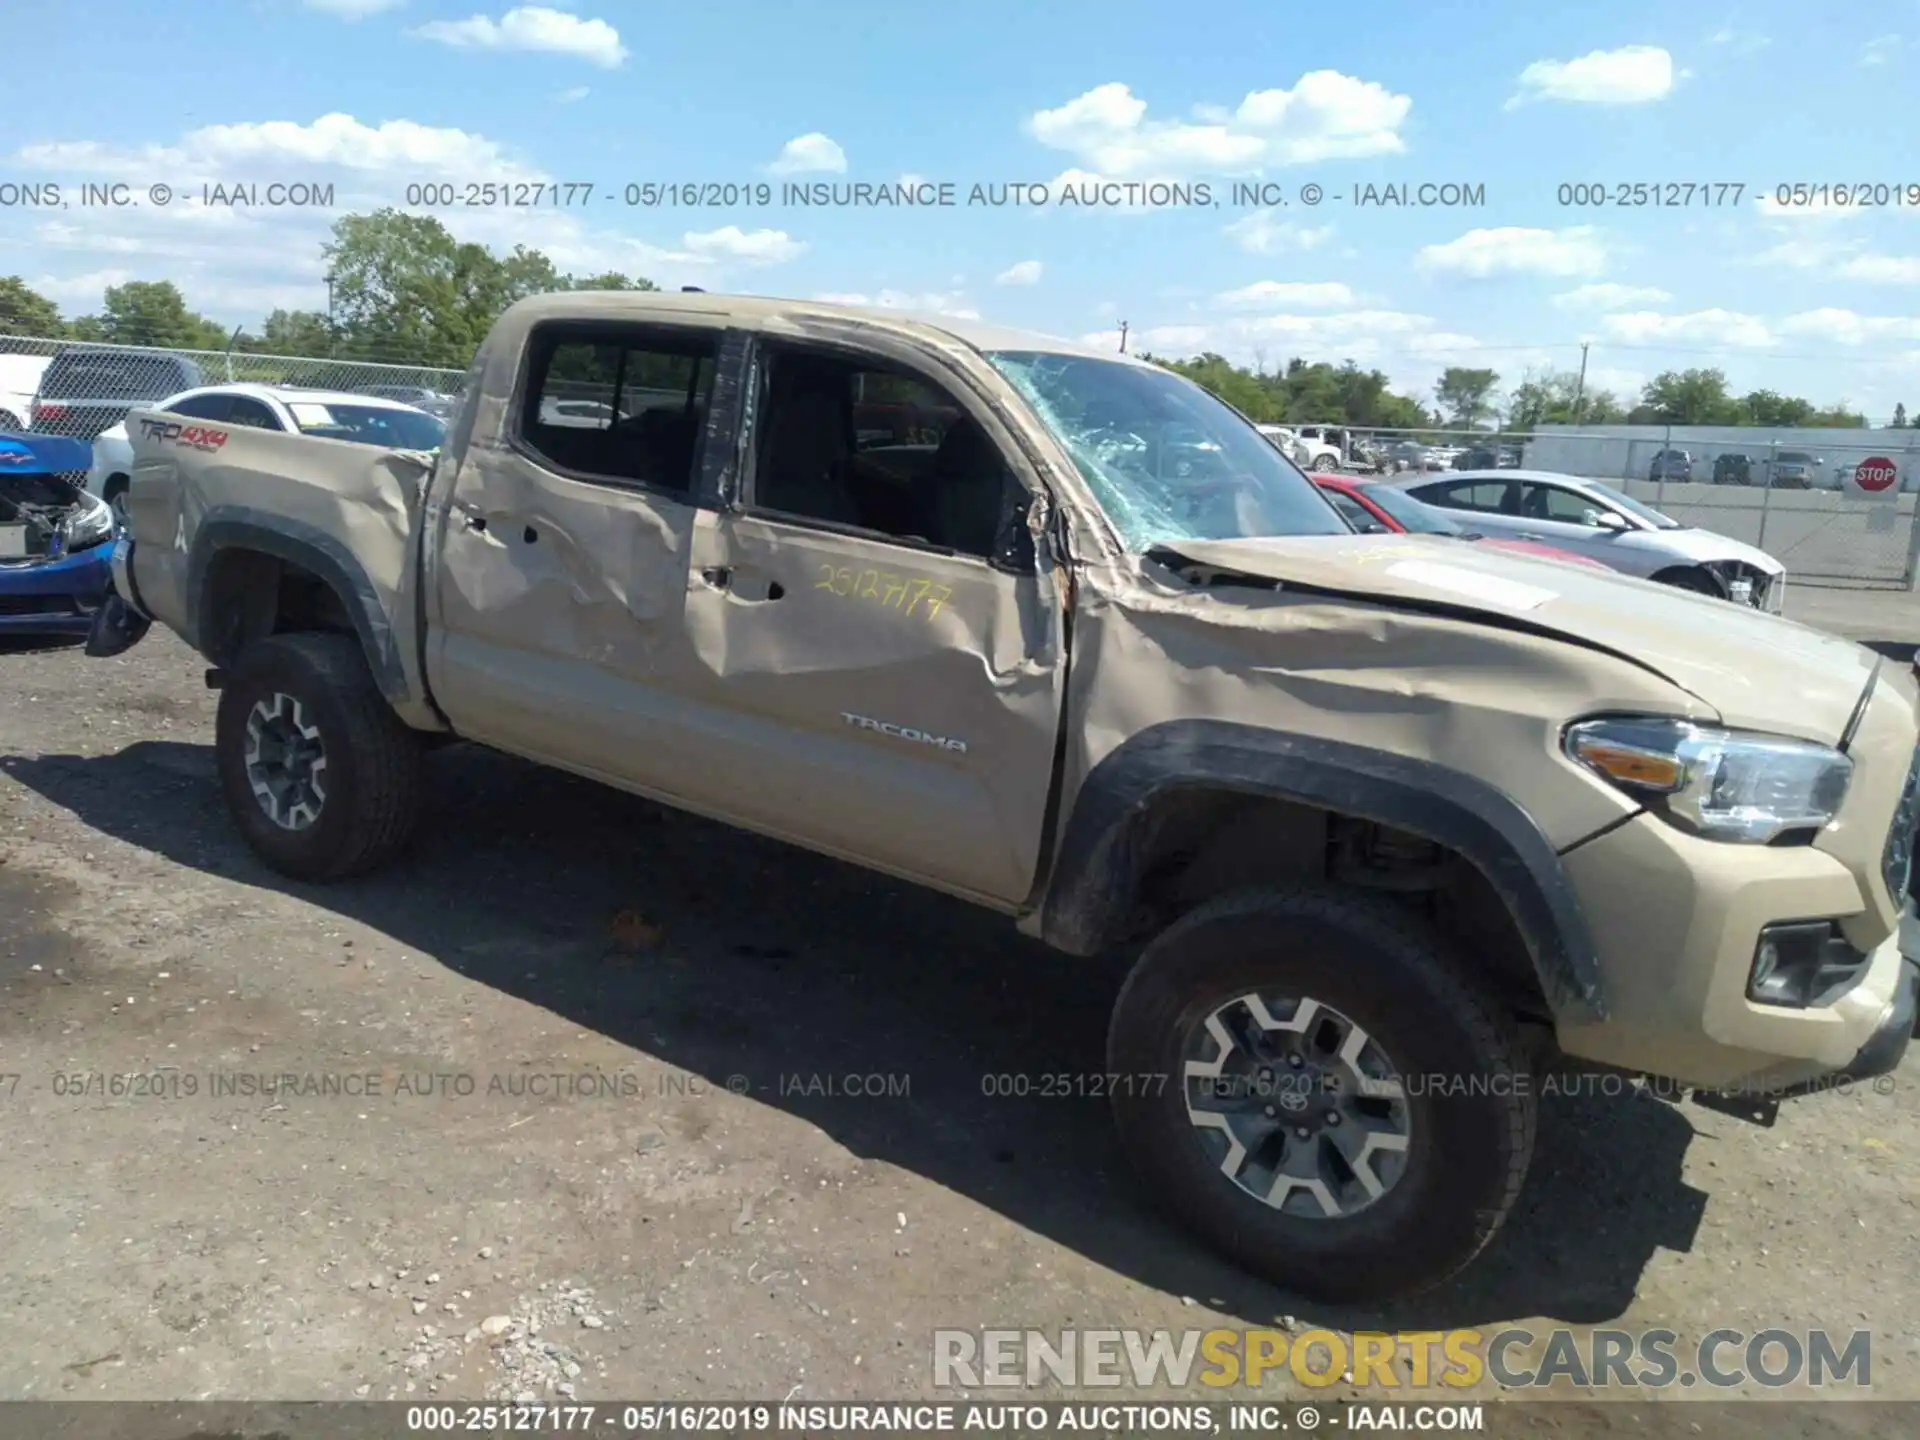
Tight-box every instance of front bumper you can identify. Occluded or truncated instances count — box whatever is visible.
[0,541,113,635]
[82,535,152,656]
[1555,811,1915,1092]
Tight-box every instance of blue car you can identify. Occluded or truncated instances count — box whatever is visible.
[0,432,117,638]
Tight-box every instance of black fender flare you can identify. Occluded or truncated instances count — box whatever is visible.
[1039,720,1607,1024]
[186,508,414,709]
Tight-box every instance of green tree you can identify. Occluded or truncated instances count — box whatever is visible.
[1434,366,1500,428]
[255,309,336,357]
[1581,391,1628,424]
[0,277,63,338]
[1638,368,1742,424]
[1146,352,1283,420]
[1739,389,1815,427]
[1890,403,1907,429]
[321,210,656,365]
[77,281,229,349]
[1504,368,1583,430]
[323,210,506,365]
[563,272,660,292]
[1807,403,1868,427]
[1142,352,1428,430]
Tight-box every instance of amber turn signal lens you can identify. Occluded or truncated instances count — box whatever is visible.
[1570,737,1686,791]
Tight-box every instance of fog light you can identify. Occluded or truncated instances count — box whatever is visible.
[1748,920,1870,1007]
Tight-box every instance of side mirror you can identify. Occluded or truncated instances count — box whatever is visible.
[1594,510,1628,530]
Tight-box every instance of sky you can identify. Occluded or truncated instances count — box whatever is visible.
[4,2,1920,419]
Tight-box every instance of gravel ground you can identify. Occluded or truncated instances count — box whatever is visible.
[1,629,1916,1424]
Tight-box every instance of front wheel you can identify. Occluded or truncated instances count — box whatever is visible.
[215,632,425,880]
[1106,885,1535,1303]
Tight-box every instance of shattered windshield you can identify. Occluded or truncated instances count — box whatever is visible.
[984,350,1349,550]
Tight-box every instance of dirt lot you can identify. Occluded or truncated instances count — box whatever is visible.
[2,629,1916,1418]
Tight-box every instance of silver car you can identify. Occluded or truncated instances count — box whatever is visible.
[1385,468,1787,610]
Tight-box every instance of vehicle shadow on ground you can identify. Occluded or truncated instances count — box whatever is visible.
[7,738,1711,1331]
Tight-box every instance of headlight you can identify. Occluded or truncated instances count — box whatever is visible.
[1564,717,1852,843]
[60,494,116,551]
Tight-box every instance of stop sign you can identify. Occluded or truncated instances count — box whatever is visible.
[1855,456,1899,492]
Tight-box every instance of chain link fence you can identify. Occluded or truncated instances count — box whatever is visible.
[0,331,468,442]
[1286,423,1920,588]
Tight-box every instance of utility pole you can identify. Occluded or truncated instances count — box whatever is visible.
[1118,321,1129,355]
[1570,342,1589,425]
[325,274,338,358]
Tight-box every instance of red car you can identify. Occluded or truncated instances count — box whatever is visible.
[1310,473,1610,570]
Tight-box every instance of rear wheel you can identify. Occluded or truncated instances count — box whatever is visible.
[1106,884,1535,1303]
[215,632,424,880]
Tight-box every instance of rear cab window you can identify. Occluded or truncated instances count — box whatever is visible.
[518,324,719,495]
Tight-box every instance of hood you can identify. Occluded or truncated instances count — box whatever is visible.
[1638,524,1784,574]
[1152,533,1876,744]
[1477,536,1609,570]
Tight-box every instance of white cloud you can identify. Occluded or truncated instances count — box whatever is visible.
[1753,192,1863,223]
[1214,280,1357,309]
[1777,308,1920,344]
[32,269,138,307]
[1223,208,1335,254]
[1585,364,1650,399]
[1751,237,1846,270]
[813,289,979,319]
[1401,331,1487,358]
[767,133,847,175]
[1749,231,1920,284]
[1416,226,1608,279]
[16,113,539,181]
[411,8,627,69]
[994,260,1043,286]
[1839,254,1920,284]
[680,225,804,266]
[1861,35,1902,66]
[1707,25,1769,55]
[556,86,590,103]
[1598,309,1776,348]
[1026,73,1411,179]
[1507,45,1675,108]
[1551,282,1673,310]
[6,115,808,330]
[303,0,404,17]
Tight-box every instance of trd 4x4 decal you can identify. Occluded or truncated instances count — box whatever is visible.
[138,419,228,452]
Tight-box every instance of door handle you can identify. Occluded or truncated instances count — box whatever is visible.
[701,566,786,603]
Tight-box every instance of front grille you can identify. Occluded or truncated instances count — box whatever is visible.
[1884,746,1920,903]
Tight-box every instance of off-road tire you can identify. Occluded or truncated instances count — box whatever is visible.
[215,632,424,881]
[1106,883,1535,1304]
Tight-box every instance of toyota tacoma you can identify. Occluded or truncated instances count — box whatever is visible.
[87,292,1920,1304]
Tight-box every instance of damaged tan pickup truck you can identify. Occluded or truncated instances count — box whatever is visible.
[88,291,1920,1303]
